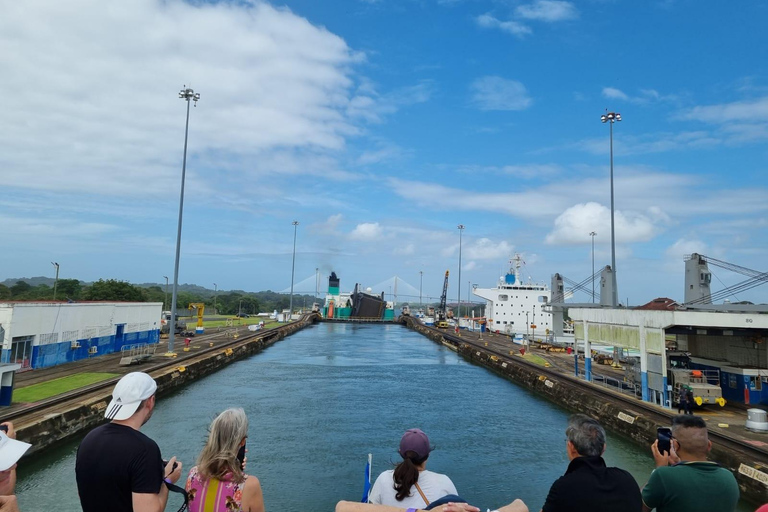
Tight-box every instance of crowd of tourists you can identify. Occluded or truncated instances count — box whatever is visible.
[0,371,762,512]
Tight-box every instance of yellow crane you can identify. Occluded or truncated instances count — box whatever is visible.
[188,303,206,333]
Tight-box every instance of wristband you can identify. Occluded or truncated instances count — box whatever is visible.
[406,509,417,512]
[164,477,173,485]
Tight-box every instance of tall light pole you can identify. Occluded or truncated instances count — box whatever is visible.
[315,267,319,303]
[163,276,169,311]
[213,283,217,315]
[288,220,299,320]
[589,232,596,303]
[419,270,423,309]
[51,262,59,301]
[168,86,200,355]
[601,110,621,307]
[457,224,465,320]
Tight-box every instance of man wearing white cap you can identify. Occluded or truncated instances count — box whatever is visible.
[0,422,31,497]
[75,372,182,512]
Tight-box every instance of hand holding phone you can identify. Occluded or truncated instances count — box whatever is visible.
[237,443,246,470]
[657,427,672,455]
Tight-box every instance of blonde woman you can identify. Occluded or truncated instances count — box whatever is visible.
[186,408,265,512]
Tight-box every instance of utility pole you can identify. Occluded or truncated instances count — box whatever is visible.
[51,262,60,300]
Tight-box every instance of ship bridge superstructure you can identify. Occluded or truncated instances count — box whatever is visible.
[473,254,552,335]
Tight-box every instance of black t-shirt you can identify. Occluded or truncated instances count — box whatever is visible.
[542,456,642,512]
[75,423,163,512]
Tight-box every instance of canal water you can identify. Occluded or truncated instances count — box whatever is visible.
[16,323,753,511]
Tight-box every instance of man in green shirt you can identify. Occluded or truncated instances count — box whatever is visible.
[642,415,739,512]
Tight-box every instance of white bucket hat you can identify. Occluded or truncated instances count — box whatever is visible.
[105,372,157,421]
[0,432,31,471]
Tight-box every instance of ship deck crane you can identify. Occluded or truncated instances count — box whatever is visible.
[437,270,450,328]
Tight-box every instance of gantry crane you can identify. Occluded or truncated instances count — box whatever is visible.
[437,270,450,328]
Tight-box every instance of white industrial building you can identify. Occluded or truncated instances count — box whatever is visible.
[0,301,162,370]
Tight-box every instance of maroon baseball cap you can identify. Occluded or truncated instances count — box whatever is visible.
[399,428,433,459]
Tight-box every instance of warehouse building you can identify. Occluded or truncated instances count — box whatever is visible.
[0,301,162,370]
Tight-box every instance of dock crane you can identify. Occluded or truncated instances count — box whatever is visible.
[437,270,450,328]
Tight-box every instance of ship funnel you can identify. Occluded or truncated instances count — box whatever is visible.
[684,253,711,304]
[328,272,340,295]
[600,266,615,307]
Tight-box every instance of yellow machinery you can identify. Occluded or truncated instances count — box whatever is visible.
[188,303,206,334]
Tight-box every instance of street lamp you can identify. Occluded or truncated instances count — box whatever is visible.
[315,268,319,303]
[457,224,465,320]
[213,283,217,316]
[163,276,169,311]
[239,298,243,317]
[600,110,621,307]
[51,262,59,301]
[589,232,596,303]
[288,221,299,320]
[168,85,201,355]
[419,271,423,309]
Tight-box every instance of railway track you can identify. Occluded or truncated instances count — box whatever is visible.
[429,325,768,461]
[4,321,300,426]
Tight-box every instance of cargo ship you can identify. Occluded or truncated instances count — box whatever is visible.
[322,272,394,320]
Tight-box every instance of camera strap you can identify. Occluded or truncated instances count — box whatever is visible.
[164,480,189,512]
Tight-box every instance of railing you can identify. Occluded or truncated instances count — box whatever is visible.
[119,343,157,366]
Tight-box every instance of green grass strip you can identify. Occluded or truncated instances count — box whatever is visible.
[13,372,120,403]
[522,353,549,367]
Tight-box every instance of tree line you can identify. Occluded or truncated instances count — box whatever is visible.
[0,279,320,316]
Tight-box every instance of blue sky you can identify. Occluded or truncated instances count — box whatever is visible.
[1,0,767,305]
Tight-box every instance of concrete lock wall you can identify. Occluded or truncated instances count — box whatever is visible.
[402,317,768,505]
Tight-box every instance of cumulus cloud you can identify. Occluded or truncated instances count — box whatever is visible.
[515,1,578,21]
[0,0,369,199]
[544,202,660,245]
[470,76,532,111]
[349,222,383,240]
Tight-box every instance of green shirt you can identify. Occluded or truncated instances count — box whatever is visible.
[642,461,739,512]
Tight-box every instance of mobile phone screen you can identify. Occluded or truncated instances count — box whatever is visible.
[657,427,672,455]
[237,444,246,465]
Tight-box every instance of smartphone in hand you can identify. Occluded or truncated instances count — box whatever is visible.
[657,427,672,455]
[237,444,246,466]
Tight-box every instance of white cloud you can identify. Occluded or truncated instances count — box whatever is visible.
[0,0,370,198]
[475,14,532,38]
[665,238,709,261]
[677,96,768,123]
[465,238,514,260]
[470,76,532,111]
[349,222,383,240]
[516,1,578,21]
[601,87,677,105]
[602,87,629,101]
[545,202,660,245]
[463,261,477,271]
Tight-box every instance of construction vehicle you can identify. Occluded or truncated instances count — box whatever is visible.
[160,311,195,337]
[436,270,450,328]
[625,351,725,407]
[667,352,726,407]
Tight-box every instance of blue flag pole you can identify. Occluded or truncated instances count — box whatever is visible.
[361,453,372,503]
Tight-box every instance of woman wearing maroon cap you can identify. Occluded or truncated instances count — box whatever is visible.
[369,429,459,509]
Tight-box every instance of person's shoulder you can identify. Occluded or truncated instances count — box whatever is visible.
[376,469,395,479]
[243,474,262,490]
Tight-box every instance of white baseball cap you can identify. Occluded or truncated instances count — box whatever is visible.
[105,372,157,421]
[0,432,31,471]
